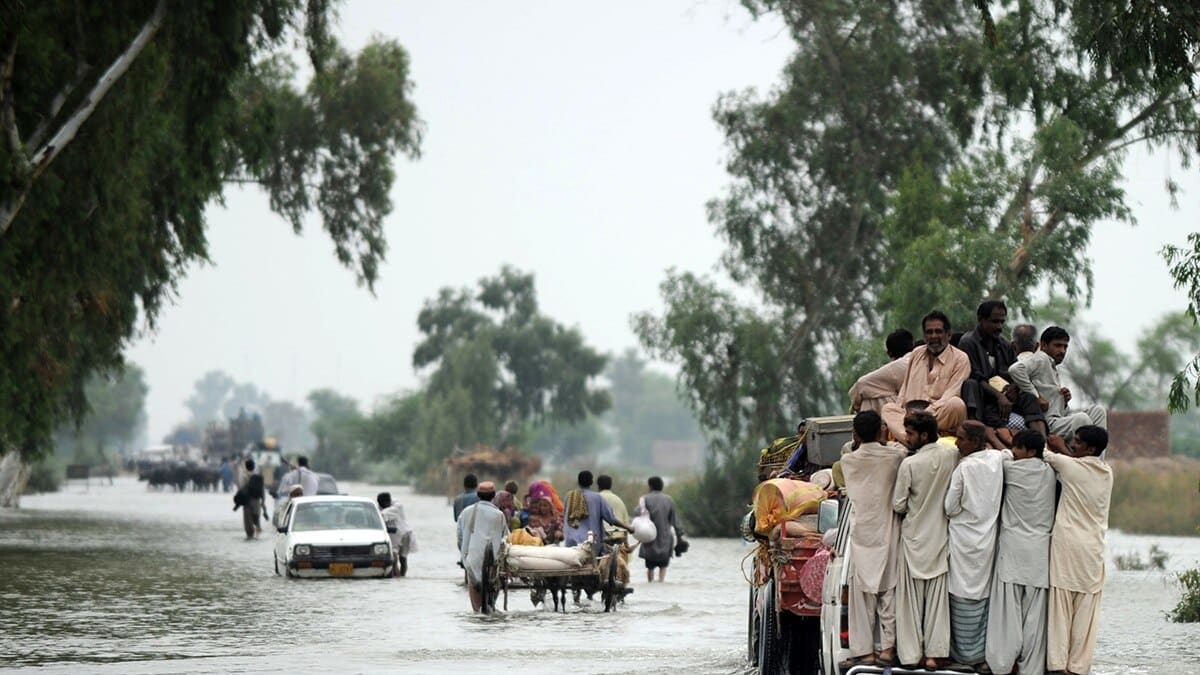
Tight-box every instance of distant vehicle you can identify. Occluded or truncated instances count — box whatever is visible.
[272,472,341,526]
[273,495,395,579]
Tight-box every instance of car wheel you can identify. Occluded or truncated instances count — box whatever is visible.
[748,583,759,666]
[758,578,787,675]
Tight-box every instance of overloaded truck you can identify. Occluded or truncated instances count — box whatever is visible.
[746,415,850,675]
[747,416,967,675]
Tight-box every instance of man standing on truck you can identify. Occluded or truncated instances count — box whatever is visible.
[839,410,907,669]
[892,410,959,670]
[882,311,970,442]
[1044,426,1112,675]
[986,429,1055,675]
[944,421,1005,670]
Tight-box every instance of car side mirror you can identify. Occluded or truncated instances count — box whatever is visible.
[818,499,839,534]
[276,525,287,533]
[386,526,397,534]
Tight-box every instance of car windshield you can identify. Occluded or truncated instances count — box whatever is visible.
[291,502,383,532]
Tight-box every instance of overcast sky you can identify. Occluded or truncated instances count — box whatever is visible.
[127,1,1197,443]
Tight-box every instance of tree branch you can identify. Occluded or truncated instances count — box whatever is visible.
[1,34,19,154]
[0,0,167,237]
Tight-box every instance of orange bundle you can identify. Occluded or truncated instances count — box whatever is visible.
[752,478,825,535]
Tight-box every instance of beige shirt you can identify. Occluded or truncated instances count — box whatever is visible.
[893,442,960,580]
[897,345,970,409]
[850,356,910,412]
[1045,452,1112,593]
[842,441,907,592]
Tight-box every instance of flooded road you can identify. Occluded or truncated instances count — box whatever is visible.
[1,478,1198,674]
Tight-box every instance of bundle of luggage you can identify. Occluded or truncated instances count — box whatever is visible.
[756,433,804,480]
[503,542,592,572]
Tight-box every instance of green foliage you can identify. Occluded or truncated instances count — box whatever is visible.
[526,417,608,465]
[671,442,760,537]
[185,371,237,427]
[405,266,610,474]
[1109,458,1200,536]
[0,1,422,463]
[606,349,704,466]
[53,363,147,461]
[261,399,314,453]
[976,1,1200,91]
[1113,544,1169,571]
[307,388,364,480]
[1163,233,1200,413]
[1170,567,1200,623]
[642,1,1200,467]
[23,455,62,495]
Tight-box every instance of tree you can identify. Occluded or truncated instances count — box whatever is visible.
[222,382,269,420]
[261,399,313,453]
[642,0,1200,447]
[54,363,148,463]
[976,1,1200,90]
[606,349,704,466]
[307,388,363,479]
[0,1,422,463]
[1164,233,1200,412]
[408,266,611,474]
[185,371,236,427]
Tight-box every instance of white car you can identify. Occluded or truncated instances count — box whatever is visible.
[273,495,395,579]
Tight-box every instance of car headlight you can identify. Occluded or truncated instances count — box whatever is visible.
[373,543,390,556]
[294,544,311,556]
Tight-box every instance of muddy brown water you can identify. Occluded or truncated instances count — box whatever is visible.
[1,478,1197,674]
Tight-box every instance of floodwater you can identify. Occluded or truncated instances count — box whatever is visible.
[0,478,1197,674]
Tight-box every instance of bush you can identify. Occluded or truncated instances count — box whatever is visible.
[1169,567,1200,623]
[1113,544,1170,571]
[673,445,760,537]
[1109,458,1200,536]
[23,456,62,494]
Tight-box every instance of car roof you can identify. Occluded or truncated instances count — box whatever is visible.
[291,495,373,505]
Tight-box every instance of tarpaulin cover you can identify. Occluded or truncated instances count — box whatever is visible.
[753,478,825,535]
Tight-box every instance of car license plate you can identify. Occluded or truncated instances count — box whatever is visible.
[329,562,353,576]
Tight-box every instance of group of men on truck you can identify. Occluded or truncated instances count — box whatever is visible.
[838,302,1113,675]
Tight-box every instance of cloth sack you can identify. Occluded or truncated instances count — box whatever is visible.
[752,478,825,535]
[630,512,657,544]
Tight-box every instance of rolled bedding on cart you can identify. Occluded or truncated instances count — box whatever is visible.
[505,542,592,572]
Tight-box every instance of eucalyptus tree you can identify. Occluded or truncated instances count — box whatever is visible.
[0,1,422,462]
[639,0,1200,452]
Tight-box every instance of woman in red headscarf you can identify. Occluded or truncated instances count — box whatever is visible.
[525,480,564,544]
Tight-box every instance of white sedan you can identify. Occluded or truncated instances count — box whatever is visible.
[273,495,396,579]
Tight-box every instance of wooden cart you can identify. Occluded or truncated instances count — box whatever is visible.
[479,534,633,614]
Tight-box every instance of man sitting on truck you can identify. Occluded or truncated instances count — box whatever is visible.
[840,410,907,669]
[892,410,960,670]
[882,310,970,442]
[957,300,1049,448]
[849,328,915,414]
[1008,326,1107,450]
